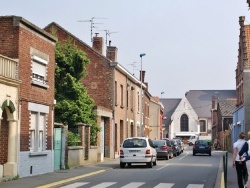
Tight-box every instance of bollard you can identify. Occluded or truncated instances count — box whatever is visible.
[223,152,228,188]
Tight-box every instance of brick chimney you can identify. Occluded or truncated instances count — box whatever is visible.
[239,16,245,27]
[140,70,145,83]
[106,40,118,62]
[92,33,103,54]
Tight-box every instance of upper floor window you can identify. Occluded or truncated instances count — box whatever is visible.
[120,84,124,107]
[199,120,206,132]
[31,55,49,88]
[180,114,189,131]
[115,81,117,105]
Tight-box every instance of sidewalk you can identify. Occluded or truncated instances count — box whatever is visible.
[0,158,119,188]
[224,152,238,188]
[0,153,238,188]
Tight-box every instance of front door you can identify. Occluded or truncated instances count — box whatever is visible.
[54,128,62,170]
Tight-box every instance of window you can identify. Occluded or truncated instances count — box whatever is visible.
[29,112,46,152]
[200,120,206,132]
[31,55,48,87]
[180,114,189,131]
[120,84,124,107]
[115,81,117,105]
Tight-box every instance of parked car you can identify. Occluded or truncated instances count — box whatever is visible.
[173,138,184,153]
[120,137,157,168]
[171,139,182,156]
[163,138,179,156]
[193,140,211,156]
[152,140,173,160]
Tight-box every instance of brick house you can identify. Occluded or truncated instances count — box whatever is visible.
[232,16,250,144]
[0,54,20,178]
[0,16,57,178]
[44,23,152,159]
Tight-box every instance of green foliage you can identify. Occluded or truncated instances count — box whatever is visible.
[68,131,81,146]
[12,175,19,180]
[55,39,100,145]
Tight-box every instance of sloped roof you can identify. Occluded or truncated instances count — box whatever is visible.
[185,90,236,118]
[219,99,237,116]
[160,98,181,126]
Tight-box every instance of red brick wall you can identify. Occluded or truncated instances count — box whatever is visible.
[44,24,113,111]
[0,16,55,151]
[0,110,8,164]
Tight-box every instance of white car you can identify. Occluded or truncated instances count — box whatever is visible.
[120,137,157,168]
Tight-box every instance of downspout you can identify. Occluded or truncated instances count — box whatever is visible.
[110,61,117,159]
[126,76,128,138]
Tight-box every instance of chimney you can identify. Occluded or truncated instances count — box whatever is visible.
[140,70,146,83]
[239,16,245,27]
[106,40,118,62]
[92,33,103,54]
[212,95,215,109]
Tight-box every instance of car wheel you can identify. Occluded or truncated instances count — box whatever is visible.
[209,152,211,156]
[127,163,132,167]
[147,160,153,168]
[166,154,169,160]
[120,162,126,168]
[153,158,157,166]
[193,152,195,156]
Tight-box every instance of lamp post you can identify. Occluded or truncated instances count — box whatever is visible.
[139,53,146,137]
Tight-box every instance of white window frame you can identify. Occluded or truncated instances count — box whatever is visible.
[29,111,46,152]
[31,55,49,88]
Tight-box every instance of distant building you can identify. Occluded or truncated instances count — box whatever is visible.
[161,90,236,143]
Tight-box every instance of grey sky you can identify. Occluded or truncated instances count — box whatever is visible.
[1,0,249,98]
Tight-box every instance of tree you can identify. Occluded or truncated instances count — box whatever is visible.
[55,39,100,145]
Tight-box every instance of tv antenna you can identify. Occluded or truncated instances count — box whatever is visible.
[99,30,119,46]
[78,17,107,42]
[127,62,139,75]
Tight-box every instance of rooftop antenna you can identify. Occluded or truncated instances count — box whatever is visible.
[127,62,139,75]
[78,17,107,42]
[99,30,119,46]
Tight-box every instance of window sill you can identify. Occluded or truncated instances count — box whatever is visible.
[29,151,48,156]
[31,80,49,89]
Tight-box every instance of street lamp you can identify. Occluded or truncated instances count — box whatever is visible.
[139,53,146,136]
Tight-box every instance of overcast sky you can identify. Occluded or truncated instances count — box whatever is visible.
[1,1,250,98]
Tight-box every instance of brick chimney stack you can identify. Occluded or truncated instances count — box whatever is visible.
[92,33,103,54]
[140,70,146,83]
[106,40,118,62]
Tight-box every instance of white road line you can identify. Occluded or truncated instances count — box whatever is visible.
[60,182,89,188]
[90,182,116,188]
[154,183,174,188]
[157,164,169,170]
[179,151,189,160]
[120,182,145,188]
[186,184,204,188]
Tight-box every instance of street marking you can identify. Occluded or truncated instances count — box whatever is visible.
[169,163,212,167]
[121,182,145,188]
[179,152,189,160]
[154,183,174,188]
[90,182,116,188]
[186,184,204,188]
[35,170,106,188]
[157,164,169,170]
[60,182,89,188]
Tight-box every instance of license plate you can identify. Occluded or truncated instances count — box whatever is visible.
[199,146,205,149]
[129,150,139,153]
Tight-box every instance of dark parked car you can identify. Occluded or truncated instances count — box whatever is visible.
[172,138,184,153]
[153,140,173,160]
[163,138,179,156]
[193,140,211,156]
[171,139,182,156]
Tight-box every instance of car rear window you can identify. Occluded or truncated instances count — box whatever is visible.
[123,138,147,148]
[195,140,210,145]
[152,140,165,147]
